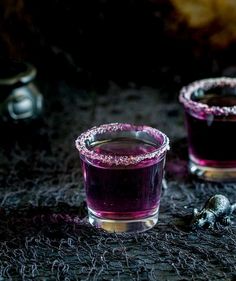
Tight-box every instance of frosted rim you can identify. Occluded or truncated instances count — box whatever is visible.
[75,123,170,166]
[179,77,236,116]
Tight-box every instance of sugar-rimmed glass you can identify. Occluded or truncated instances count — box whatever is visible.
[75,123,169,233]
[180,77,236,181]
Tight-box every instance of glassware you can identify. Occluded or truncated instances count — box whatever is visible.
[179,77,236,182]
[0,60,43,122]
[75,123,169,233]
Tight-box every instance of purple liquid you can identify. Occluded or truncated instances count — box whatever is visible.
[186,94,236,168]
[81,138,164,220]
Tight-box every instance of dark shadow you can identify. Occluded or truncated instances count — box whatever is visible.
[165,137,191,181]
[0,202,93,244]
[0,118,51,152]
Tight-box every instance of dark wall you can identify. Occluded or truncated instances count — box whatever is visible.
[1,0,236,87]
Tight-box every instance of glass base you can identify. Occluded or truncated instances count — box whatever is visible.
[88,211,159,233]
[189,160,236,182]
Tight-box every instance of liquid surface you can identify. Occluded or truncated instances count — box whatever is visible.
[90,137,159,156]
[198,93,236,107]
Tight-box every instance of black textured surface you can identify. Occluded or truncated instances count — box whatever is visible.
[0,81,236,281]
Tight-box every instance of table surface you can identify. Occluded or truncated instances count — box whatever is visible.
[0,81,235,281]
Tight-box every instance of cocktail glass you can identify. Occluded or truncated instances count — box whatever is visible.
[179,77,236,181]
[75,123,169,232]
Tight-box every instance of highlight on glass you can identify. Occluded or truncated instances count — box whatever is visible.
[75,123,169,233]
[179,77,236,182]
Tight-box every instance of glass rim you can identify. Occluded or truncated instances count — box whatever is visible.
[75,123,170,166]
[179,77,236,116]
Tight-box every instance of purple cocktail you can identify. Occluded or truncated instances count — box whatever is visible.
[76,123,169,232]
[180,77,236,181]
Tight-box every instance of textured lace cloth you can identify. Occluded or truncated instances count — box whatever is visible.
[0,82,235,281]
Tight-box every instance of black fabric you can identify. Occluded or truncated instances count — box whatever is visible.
[0,81,235,280]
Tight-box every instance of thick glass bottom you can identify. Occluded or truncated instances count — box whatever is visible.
[88,209,159,233]
[189,160,236,182]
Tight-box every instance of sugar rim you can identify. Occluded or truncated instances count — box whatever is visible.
[179,77,236,116]
[75,123,170,166]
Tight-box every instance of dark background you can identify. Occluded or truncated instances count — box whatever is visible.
[1,2,236,280]
[1,0,236,90]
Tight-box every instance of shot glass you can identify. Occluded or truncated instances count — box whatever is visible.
[75,123,169,233]
[179,77,236,182]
